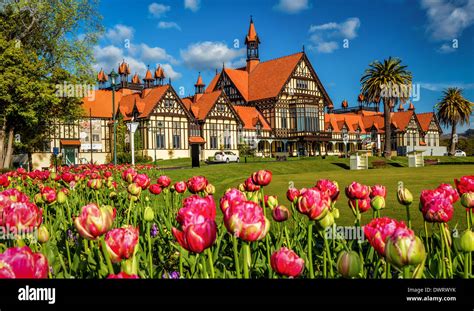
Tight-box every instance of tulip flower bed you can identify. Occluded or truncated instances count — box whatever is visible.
[0,164,473,279]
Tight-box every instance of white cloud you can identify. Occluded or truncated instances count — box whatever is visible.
[140,43,177,64]
[148,2,170,18]
[420,0,474,41]
[93,44,181,81]
[274,0,310,13]
[158,21,181,31]
[104,24,134,45]
[437,43,457,54]
[180,41,246,71]
[184,0,200,12]
[419,82,474,91]
[308,17,360,53]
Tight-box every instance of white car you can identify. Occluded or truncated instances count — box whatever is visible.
[214,151,239,163]
[454,150,466,157]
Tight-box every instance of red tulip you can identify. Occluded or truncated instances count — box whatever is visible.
[2,202,42,232]
[177,195,216,226]
[149,184,162,195]
[220,188,246,212]
[0,246,48,279]
[157,175,171,188]
[107,272,139,279]
[172,219,217,253]
[364,217,407,256]
[224,200,270,242]
[103,171,112,178]
[243,177,260,192]
[0,174,9,187]
[454,175,474,195]
[122,168,137,183]
[286,188,300,203]
[187,176,208,194]
[252,170,272,186]
[315,179,340,201]
[272,205,290,222]
[174,181,187,193]
[420,194,453,223]
[105,226,139,263]
[74,203,115,240]
[270,247,304,278]
[2,188,29,203]
[370,185,386,198]
[297,188,331,220]
[345,182,370,200]
[348,197,371,213]
[133,173,150,190]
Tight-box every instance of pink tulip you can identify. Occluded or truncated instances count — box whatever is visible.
[149,184,162,195]
[1,188,29,203]
[2,202,42,232]
[370,185,386,198]
[172,219,217,253]
[177,195,216,226]
[74,203,115,240]
[251,170,272,186]
[364,217,407,257]
[420,195,453,223]
[105,226,139,263]
[0,246,48,279]
[286,188,300,203]
[174,181,187,193]
[224,200,270,242]
[270,247,305,278]
[157,175,171,188]
[187,176,208,194]
[454,175,474,195]
[122,168,137,183]
[272,205,290,222]
[134,173,150,190]
[87,178,102,190]
[436,183,459,204]
[345,182,370,200]
[315,179,340,201]
[107,272,139,279]
[220,188,246,212]
[297,188,331,220]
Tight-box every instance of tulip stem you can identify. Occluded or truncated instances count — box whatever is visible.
[100,236,115,275]
[201,254,209,279]
[405,204,412,229]
[207,248,215,278]
[179,248,183,278]
[440,224,453,278]
[65,238,72,274]
[147,222,153,278]
[65,200,72,224]
[232,235,242,279]
[126,199,133,225]
[323,234,334,278]
[424,221,430,253]
[260,187,272,278]
[464,252,469,279]
[308,223,314,279]
[439,224,447,278]
[403,266,411,279]
[467,209,472,230]
[243,243,250,279]
[284,226,291,248]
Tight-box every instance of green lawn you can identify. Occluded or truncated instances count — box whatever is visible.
[151,156,472,234]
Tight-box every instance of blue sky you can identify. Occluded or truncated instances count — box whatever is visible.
[94,0,474,132]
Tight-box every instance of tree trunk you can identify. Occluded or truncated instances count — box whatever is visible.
[383,99,392,159]
[0,116,6,166]
[450,121,457,155]
[2,127,14,169]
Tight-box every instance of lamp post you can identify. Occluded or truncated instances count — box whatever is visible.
[342,127,348,158]
[109,69,119,165]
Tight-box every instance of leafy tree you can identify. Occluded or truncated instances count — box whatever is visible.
[360,57,412,159]
[0,0,103,169]
[435,88,473,155]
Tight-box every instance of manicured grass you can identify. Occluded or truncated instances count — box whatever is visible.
[150,156,472,234]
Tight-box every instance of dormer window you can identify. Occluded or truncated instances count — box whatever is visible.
[256,123,262,136]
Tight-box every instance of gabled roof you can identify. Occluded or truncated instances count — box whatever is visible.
[223,68,249,101]
[324,114,367,133]
[416,112,436,132]
[118,85,171,119]
[248,52,303,101]
[233,106,271,131]
[183,91,221,120]
[390,111,415,131]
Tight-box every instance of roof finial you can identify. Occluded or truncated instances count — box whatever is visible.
[250,15,253,23]
[222,62,225,69]
[302,44,305,52]
[168,78,171,85]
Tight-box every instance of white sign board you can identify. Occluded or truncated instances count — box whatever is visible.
[127,122,139,133]
[343,133,349,143]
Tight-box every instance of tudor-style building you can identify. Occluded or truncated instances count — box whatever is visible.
[205,18,333,156]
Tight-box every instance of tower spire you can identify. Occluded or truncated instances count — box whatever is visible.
[245,16,260,72]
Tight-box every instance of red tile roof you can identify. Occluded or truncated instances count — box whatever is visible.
[224,68,249,101]
[417,112,435,132]
[60,139,81,146]
[144,68,154,81]
[155,65,165,79]
[246,20,259,43]
[195,73,205,86]
[118,85,170,119]
[82,88,135,118]
[390,111,414,131]
[118,60,130,75]
[97,69,108,82]
[131,73,141,84]
[233,106,271,130]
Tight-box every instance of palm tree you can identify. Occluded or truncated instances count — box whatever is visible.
[436,88,473,155]
[360,57,412,159]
